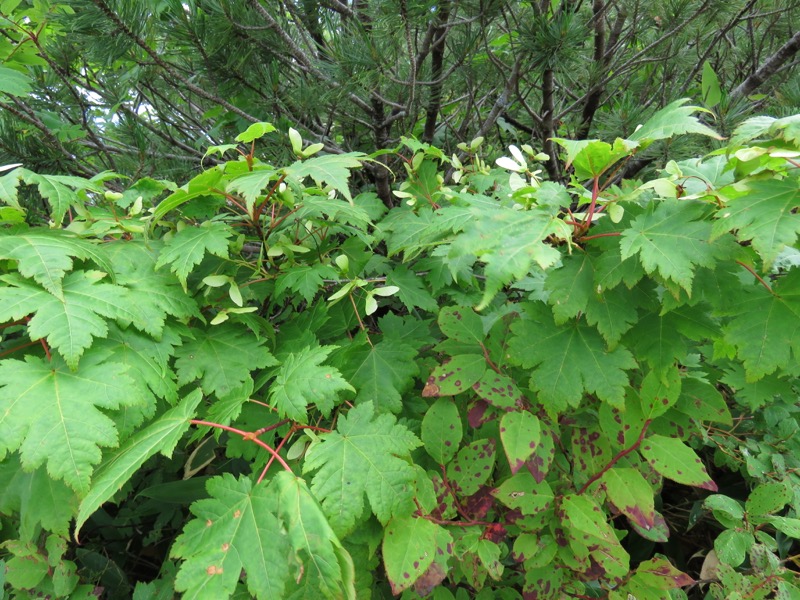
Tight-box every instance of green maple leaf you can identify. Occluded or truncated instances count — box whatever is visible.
[171,473,291,599]
[0,351,144,492]
[0,230,115,299]
[386,264,439,312]
[447,206,563,309]
[268,344,353,423]
[722,270,800,381]
[107,241,201,329]
[285,153,366,202]
[174,324,277,398]
[273,471,356,599]
[274,263,339,304]
[508,303,637,412]
[620,200,725,293]
[332,338,419,414]
[303,401,421,536]
[21,171,103,226]
[713,178,800,266]
[226,168,279,213]
[0,168,23,211]
[628,99,723,147]
[0,271,144,369]
[155,221,233,287]
[172,472,354,600]
[94,323,182,404]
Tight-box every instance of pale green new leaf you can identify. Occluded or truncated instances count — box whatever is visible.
[226,168,279,213]
[172,474,291,600]
[303,402,421,537]
[75,390,203,537]
[620,200,722,293]
[628,99,722,147]
[268,344,353,423]
[0,352,144,493]
[285,153,367,201]
[0,272,142,369]
[508,303,637,412]
[713,178,800,267]
[0,230,115,298]
[174,324,277,398]
[155,221,233,287]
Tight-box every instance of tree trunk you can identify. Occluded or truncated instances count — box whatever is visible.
[730,30,800,101]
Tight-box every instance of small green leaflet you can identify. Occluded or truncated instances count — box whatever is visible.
[421,398,463,464]
[382,516,452,595]
[0,272,140,369]
[713,178,800,267]
[303,402,421,536]
[285,153,367,202]
[0,230,115,299]
[171,474,291,599]
[620,200,725,293]
[508,303,637,413]
[0,352,145,493]
[75,390,203,538]
[639,434,717,491]
[552,137,637,179]
[268,344,353,423]
[155,221,234,288]
[174,324,277,398]
[722,269,800,381]
[446,207,563,309]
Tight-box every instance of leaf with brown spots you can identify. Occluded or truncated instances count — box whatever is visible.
[639,434,717,491]
[446,439,496,496]
[602,467,656,530]
[500,411,541,474]
[438,305,484,345]
[423,354,486,397]
[382,516,452,595]
[421,398,463,464]
[473,371,526,411]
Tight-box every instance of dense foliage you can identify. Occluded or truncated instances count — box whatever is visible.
[2,0,800,201]
[0,102,799,599]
